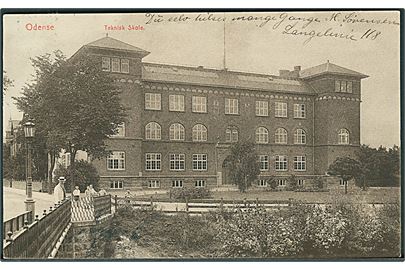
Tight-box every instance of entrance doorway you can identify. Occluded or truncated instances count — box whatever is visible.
[221,156,233,185]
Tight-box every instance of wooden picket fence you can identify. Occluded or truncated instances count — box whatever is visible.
[3,199,71,259]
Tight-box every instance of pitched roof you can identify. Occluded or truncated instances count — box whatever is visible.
[85,36,150,56]
[142,63,315,94]
[300,61,368,79]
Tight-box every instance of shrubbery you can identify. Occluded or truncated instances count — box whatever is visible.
[54,160,100,192]
[109,199,400,258]
[213,202,401,258]
[170,187,212,201]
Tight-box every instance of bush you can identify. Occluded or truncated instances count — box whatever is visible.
[111,207,219,257]
[268,177,278,190]
[170,187,212,201]
[54,160,100,192]
[312,176,324,190]
[286,175,297,191]
[215,207,304,257]
[213,202,401,258]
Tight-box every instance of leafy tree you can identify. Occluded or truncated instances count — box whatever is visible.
[356,145,400,187]
[313,176,324,191]
[328,157,363,194]
[224,141,261,192]
[14,51,127,192]
[2,143,12,180]
[3,70,14,94]
[268,177,278,190]
[54,160,100,193]
[3,125,48,183]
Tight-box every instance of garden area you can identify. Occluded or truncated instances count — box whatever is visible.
[105,199,401,259]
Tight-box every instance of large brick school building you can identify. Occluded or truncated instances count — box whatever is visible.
[70,36,368,191]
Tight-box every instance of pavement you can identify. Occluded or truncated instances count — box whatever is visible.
[3,187,56,221]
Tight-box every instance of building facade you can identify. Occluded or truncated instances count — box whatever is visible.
[70,36,368,191]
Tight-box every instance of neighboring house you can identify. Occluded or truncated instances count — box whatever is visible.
[4,118,88,183]
[5,118,21,158]
[68,36,368,191]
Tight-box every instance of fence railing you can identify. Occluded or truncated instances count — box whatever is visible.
[94,195,112,219]
[3,211,33,240]
[113,196,394,215]
[113,196,295,214]
[3,199,71,259]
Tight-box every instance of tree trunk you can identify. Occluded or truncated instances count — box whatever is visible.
[344,180,348,194]
[48,151,56,194]
[70,149,77,193]
[362,177,366,191]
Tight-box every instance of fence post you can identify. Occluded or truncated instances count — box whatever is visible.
[243,198,247,208]
[185,197,189,213]
[256,197,259,207]
[220,197,224,209]
[6,231,13,243]
[23,219,29,229]
[150,196,154,208]
[109,195,112,214]
[114,195,118,212]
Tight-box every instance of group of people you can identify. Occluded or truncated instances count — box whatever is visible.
[53,176,108,203]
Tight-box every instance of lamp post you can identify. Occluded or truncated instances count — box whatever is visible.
[23,118,36,222]
[70,143,75,197]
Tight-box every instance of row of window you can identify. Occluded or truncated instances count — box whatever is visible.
[107,153,208,171]
[144,122,350,145]
[102,57,130,73]
[110,178,345,190]
[259,155,307,171]
[145,93,307,118]
[110,179,206,189]
[335,80,353,93]
[107,152,308,172]
[257,178,305,187]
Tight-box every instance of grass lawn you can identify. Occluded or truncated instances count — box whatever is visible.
[134,187,400,204]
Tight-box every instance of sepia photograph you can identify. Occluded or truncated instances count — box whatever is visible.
[1,10,403,260]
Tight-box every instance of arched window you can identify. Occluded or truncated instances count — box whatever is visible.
[294,129,306,144]
[192,124,208,142]
[275,128,288,144]
[145,122,161,140]
[255,127,269,144]
[338,129,350,145]
[225,126,238,143]
[169,123,185,141]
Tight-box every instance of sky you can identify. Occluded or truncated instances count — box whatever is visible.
[2,11,401,148]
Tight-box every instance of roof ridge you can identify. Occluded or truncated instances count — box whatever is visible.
[85,36,150,55]
[143,62,304,81]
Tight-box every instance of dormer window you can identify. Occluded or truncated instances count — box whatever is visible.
[103,57,130,74]
[335,80,353,93]
[121,59,129,73]
[112,58,120,72]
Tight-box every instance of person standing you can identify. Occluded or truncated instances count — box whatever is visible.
[89,184,97,196]
[85,185,91,197]
[72,186,80,201]
[54,177,66,204]
[98,188,107,196]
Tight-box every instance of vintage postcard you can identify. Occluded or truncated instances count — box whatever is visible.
[1,10,402,260]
